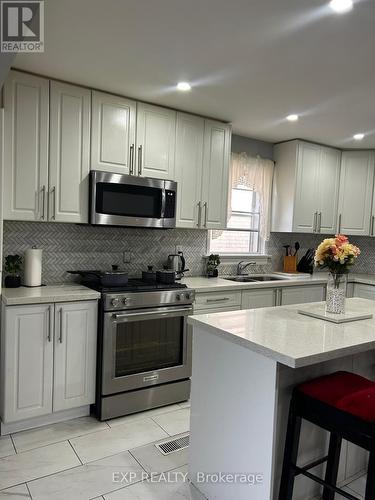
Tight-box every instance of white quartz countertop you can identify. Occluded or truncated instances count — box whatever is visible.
[188,298,375,368]
[182,273,375,292]
[1,284,100,305]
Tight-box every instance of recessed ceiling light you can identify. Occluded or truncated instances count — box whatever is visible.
[329,0,353,14]
[353,133,365,140]
[177,82,191,91]
[286,114,299,122]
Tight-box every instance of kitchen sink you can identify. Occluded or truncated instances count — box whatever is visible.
[224,275,287,283]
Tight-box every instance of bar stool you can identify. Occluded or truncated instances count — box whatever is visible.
[279,371,375,500]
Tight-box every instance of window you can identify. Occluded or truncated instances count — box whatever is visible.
[209,184,263,254]
[208,153,274,255]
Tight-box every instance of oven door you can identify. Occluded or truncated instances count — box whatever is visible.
[102,305,192,395]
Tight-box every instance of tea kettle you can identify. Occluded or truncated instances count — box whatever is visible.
[167,251,188,280]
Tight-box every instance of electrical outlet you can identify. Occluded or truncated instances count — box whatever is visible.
[123,251,131,263]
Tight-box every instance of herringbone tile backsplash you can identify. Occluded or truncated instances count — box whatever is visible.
[2,222,208,284]
[2,222,373,285]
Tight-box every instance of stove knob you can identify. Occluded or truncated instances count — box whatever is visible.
[185,292,191,300]
[111,298,120,307]
[122,297,128,305]
[177,293,185,301]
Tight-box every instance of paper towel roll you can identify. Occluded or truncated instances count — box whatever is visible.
[24,248,43,287]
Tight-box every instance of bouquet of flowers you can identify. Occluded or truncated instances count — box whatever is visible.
[314,234,360,275]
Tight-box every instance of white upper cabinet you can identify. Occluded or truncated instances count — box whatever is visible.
[136,103,176,179]
[200,120,231,229]
[53,301,97,412]
[175,113,204,228]
[2,304,53,423]
[3,71,49,221]
[293,142,321,232]
[49,81,91,223]
[272,140,341,234]
[91,91,136,174]
[318,146,341,234]
[338,151,375,236]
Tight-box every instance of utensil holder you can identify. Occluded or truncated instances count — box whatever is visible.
[283,256,297,273]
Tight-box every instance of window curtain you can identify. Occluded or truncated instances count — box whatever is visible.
[229,152,274,241]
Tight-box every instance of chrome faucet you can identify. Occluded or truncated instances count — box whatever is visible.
[237,261,257,275]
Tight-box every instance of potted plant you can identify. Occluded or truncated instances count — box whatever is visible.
[206,254,220,278]
[314,234,360,314]
[4,254,22,288]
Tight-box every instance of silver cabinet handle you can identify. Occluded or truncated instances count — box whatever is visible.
[138,145,143,176]
[59,308,63,343]
[129,144,134,175]
[203,202,208,227]
[371,215,375,236]
[40,185,46,220]
[197,201,202,227]
[48,305,53,342]
[338,213,342,233]
[49,186,56,220]
[312,212,317,233]
[206,297,230,303]
[318,212,322,233]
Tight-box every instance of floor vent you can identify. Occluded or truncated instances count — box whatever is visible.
[155,434,190,455]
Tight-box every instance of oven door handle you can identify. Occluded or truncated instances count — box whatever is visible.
[112,306,193,323]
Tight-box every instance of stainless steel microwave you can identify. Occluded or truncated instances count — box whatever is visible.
[90,171,177,228]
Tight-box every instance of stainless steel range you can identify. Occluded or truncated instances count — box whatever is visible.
[87,277,194,421]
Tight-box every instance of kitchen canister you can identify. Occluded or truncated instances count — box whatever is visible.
[24,247,43,287]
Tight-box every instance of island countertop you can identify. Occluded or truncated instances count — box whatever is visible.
[188,297,375,368]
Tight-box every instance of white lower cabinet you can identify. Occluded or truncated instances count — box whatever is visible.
[1,301,97,424]
[241,289,276,309]
[353,283,375,300]
[2,304,54,423]
[53,301,97,412]
[280,285,325,306]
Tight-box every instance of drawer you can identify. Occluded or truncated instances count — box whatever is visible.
[353,283,375,300]
[194,291,241,311]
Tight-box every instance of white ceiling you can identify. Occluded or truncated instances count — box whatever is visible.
[14,0,375,148]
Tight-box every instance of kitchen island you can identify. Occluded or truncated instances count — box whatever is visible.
[187,298,375,500]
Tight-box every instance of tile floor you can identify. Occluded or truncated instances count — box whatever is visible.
[0,400,367,500]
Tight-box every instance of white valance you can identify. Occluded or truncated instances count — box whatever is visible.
[229,152,274,241]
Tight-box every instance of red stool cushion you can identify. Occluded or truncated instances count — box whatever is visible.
[298,371,375,422]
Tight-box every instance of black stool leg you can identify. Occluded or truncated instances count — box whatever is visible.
[365,450,375,500]
[279,405,302,500]
[322,433,342,500]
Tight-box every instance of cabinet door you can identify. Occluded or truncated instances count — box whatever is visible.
[49,81,91,223]
[3,71,49,221]
[136,103,176,179]
[2,304,53,423]
[338,152,375,236]
[318,147,341,234]
[91,91,136,174]
[201,120,231,229]
[241,289,276,309]
[353,283,375,300]
[281,285,325,306]
[292,142,320,233]
[175,113,204,228]
[53,301,97,412]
